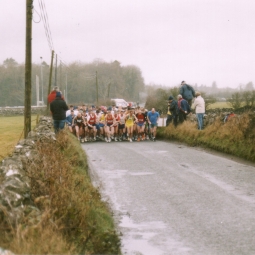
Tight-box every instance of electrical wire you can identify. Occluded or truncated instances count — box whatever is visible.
[38,0,54,51]
[32,5,41,23]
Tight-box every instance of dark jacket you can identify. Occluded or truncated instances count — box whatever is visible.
[50,98,68,120]
[179,84,195,101]
[178,98,191,113]
[168,100,178,115]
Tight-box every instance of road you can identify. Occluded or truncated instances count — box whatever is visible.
[82,140,255,255]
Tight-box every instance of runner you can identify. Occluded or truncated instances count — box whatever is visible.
[113,110,120,141]
[72,112,86,142]
[87,111,97,141]
[147,108,159,141]
[118,109,126,141]
[99,111,106,139]
[104,109,116,143]
[125,109,138,142]
[136,109,146,141]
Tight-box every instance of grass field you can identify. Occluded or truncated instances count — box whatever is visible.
[207,101,231,109]
[0,115,38,160]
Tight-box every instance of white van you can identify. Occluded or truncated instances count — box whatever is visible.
[111,98,129,108]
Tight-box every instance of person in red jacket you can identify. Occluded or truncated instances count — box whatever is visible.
[48,86,64,103]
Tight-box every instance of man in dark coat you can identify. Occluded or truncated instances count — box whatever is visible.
[179,81,195,106]
[177,94,191,123]
[166,96,178,127]
[50,91,68,133]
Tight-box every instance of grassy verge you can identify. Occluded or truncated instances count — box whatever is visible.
[0,115,38,160]
[157,112,255,162]
[0,130,121,254]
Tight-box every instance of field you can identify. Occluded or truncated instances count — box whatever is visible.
[207,101,230,109]
[0,115,38,160]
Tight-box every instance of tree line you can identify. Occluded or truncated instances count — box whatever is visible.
[0,58,145,107]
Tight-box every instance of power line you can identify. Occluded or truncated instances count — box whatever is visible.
[38,0,54,51]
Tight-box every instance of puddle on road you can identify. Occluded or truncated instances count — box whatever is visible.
[120,216,165,255]
[119,216,192,255]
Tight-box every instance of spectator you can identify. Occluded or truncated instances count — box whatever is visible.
[179,81,195,106]
[166,96,178,127]
[224,111,235,123]
[48,86,64,104]
[50,92,68,133]
[177,94,191,123]
[193,92,205,130]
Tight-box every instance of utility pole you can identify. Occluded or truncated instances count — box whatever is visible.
[96,71,98,105]
[24,0,33,138]
[65,73,68,104]
[46,50,54,114]
[55,54,57,87]
[107,81,111,99]
[60,61,62,88]
[40,56,44,104]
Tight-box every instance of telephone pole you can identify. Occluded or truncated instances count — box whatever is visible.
[24,0,33,138]
[46,50,54,114]
[96,71,98,105]
[55,54,57,87]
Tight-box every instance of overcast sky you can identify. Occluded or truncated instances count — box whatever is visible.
[1,0,255,88]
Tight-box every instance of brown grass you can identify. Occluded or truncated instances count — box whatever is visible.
[158,112,255,161]
[0,130,120,254]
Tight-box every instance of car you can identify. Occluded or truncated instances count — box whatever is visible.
[111,98,129,108]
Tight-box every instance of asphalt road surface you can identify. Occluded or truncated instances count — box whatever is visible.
[82,140,255,255]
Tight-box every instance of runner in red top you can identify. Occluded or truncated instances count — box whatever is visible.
[136,109,146,141]
[87,111,97,141]
[104,109,116,143]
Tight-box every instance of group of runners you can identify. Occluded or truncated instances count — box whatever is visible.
[65,105,160,143]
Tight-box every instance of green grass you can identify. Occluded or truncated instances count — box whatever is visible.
[0,115,38,160]
[206,101,230,109]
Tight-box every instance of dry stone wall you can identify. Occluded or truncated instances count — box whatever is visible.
[0,107,46,116]
[0,117,55,229]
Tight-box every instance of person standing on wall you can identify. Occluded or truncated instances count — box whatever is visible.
[179,81,195,106]
[166,96,178,127]
[50,91,68,134]
[177,94,191,123]
[193,91,205,130]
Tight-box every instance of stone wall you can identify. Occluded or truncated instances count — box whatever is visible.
[0,117,55,228]
[0,107,46,116]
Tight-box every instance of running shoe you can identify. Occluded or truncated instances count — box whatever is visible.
[108,138,111,143]
[105,137,108,142]
[146,135,149,140]
[94,137,96,141]
[85,138,88,142]
[129,138,132,142]
[115,137,118,142]
[81,139,84,143]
